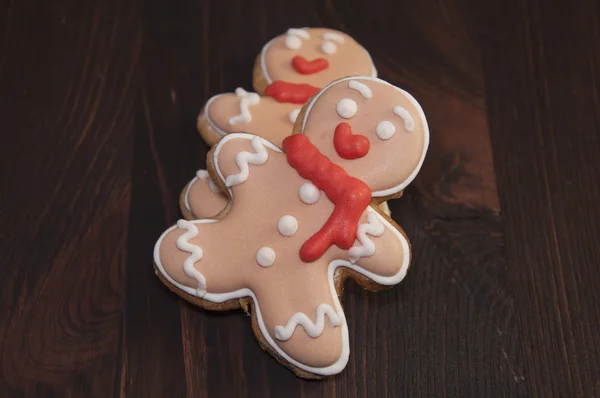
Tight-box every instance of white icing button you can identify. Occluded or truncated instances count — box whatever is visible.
[336,98,357,119]
[376,120,396,140]
[321,40,337,54]
[285,35,302,50]
[289,109,301,124]
[277,215,298,237]
[256,247,276,267]
[299,182,320,204]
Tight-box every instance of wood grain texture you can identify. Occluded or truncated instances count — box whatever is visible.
[0,0,140,396]
[480,0,600,396]
[0,0,598,396]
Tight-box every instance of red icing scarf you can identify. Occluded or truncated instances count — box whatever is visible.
[266,81,320,104]
[282,134,372,263]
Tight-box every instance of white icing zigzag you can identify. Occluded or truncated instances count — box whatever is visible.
[348,211,385,263]
[224,136,269,187]
[175,220,207,297]
[228,88,260,126]
[274,304,344,341]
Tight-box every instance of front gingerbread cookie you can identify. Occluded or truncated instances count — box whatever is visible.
[154,77,429,378]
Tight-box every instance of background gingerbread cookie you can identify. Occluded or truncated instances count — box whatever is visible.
[154,76,429,379]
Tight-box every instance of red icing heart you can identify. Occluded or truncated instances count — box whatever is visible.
[333,122,370,159]
[291,56,329,74]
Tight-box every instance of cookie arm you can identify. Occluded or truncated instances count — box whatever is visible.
[344,207,411,287]
[181,170,229,220]
[211,133,282,194]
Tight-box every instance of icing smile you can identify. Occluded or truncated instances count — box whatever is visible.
[291,56,329,74]
[333,122,370,159]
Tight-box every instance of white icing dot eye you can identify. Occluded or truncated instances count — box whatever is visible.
[285,35,302,50]
[289,109,301,124]
[256,247,276,267]
[321,40,337,54]
[277,215,298,237]
[336,98,357,119]
[299,182,320,204]
[376,120,396,140]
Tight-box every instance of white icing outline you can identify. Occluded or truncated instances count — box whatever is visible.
[184,169,221,213]
[348,80,372,99]
[154,134,410,376]
[260,35,278,84]
[274,304,343,341]
[300,76,430,197]
[183,175,199,213]
[228,88,261,126]
[202,94,229,137]
[260,29,377,85]
[349,209,385,263]
[370,63,378,78]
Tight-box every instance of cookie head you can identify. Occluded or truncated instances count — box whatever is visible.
[297,76,429,197]
[260,28,376,88]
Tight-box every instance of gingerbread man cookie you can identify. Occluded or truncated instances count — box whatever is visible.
[155,76,429,379]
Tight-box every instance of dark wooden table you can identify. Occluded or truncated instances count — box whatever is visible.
[2,0,599,396]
